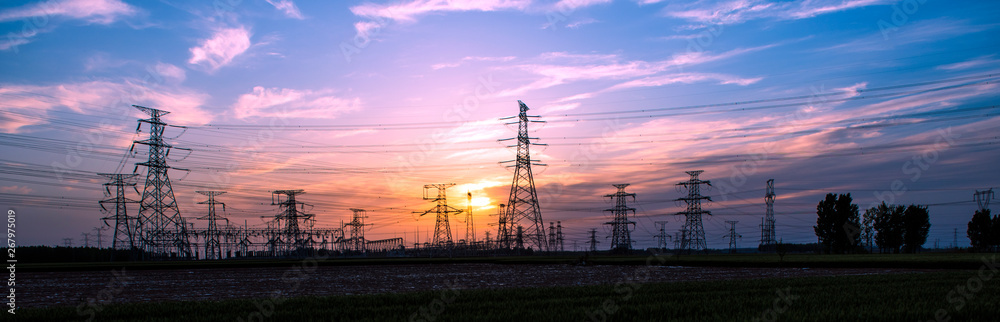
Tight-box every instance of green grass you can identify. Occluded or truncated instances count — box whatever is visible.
[21,252,995,272]
[18,269,1000,321]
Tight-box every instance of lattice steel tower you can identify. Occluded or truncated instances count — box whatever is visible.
[416,184,463,246]
[344,208,370,252]
[196,191,227,260]
[653,221,670,250]
[604,184,636,251]
[725,220,741,253]
[270,190,314,253]
[675,170,711,253]
[466,192,475,243]
[499,100,547,251]
[98,173,139,250]
[132,105,191,258]
[974,188,994,212]
[588,228,599,252]
[760,179,777,247]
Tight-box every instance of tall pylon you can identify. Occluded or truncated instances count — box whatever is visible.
[974,188,994,212]
[132,105,191,259]
[653,221,671,250]
[675,170,711,253]
[416,184,463,246]
[725,220,741,253]
[270,190,314,253]
[466,192,475,243]
[344,208,371,252]
[760,179,777,248]
[556,221,564,252]
[196,191,227,260]
[604,184,636,251]
[499,100,547,251]
[548,222,557,248]
[587,228,599,252]
[98,173,139,251]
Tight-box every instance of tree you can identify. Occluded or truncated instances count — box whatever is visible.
[814,193,860,254]
[902,205,930,253]
[861,207,877,252]
[871,202,905,254]
[968,209,992,252]
[992,212,1000,252]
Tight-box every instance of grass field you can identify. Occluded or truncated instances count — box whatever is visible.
[21,252,995,272]
[19,268,999,321]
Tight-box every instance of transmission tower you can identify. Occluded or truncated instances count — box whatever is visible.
[604,184,637,251]
[344,208,371,252]
[196,191,227,260]
[98,173,139,251]
[63,238,73,247]
[974,188,994,212]
[760,179,777,248]
[675,170,711,253]
[81,232,91,248]
[132,105,192,259]
[416,184,463,246]
[466,192,475,243]
[548,222,557,248]
[556,221,564,252]
[725,220,741,253]
[653,221,671,251]
[587,228,599,252]
[92,227,106,249]
[499,100,548,251]
[270,190,314,254]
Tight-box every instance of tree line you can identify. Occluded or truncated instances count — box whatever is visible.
[813,193,1000,254]
[813,193,929,254]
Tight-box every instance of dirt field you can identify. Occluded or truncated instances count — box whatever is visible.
[21,263,935,308]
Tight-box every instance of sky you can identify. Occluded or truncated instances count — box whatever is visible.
[1,0,998,250]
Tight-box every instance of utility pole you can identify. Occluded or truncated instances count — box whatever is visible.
[604,184,636,251]
[132,105,191,259]
[499,100,547,251]
[196,191,227,260]
[98,173,139,251]
[415,184,463,246]
[760,179,776,248]
[725,220,741,253]
[675,171,711,253]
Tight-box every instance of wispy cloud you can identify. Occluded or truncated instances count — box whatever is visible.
[0,80,212,132]
[665,0,892,25]
[266,0,304,19]
[822,18,991,53]
[188,26,253,72]
[498,45,773,97]
[936,55,999,71]
[606,72,762,91]
[0,0,138,24]
[553,0,612,11]
[232,86,361,119]
[0,0,138,52]
[349,0,531,34]
[431,55,517,70]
